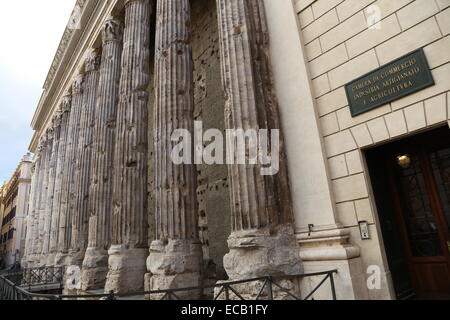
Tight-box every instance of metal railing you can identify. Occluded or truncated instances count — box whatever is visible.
[0,268,338,301]
[3,266,64,289]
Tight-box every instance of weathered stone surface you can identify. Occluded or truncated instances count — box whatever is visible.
[23,146,43,267]
[68,49,101,270]
[55,74,85,267]
[47,95,72,266]
[191,0,230,278]
[146,0,203,298]
[105,0,152,293]
[42,109,64,265]
[81,18,123,291]
[105,245,148,294]
[146,240,203,299]
[35,128,53,266]
[215,0,302,295]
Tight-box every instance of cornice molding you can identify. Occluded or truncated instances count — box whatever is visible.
[43,0,88,91]
[29,0,125,152]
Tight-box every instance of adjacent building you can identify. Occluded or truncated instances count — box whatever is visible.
[0,154,33,269]
[20,0,450,300]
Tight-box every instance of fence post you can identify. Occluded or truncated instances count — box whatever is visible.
[224,285,230,300]
[329,272,337,300]
[267,277,274,300]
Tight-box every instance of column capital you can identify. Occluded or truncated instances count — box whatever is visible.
[102,19,123,43]
[72,74,85,95]
[62,95,72,113]
[85,49,101,72]
[52,109,63,129]
[45,126,54,141]
[124,0,149,7]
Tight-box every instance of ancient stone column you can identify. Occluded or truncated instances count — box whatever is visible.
[215,0,301,296]
[55,75,85,267]
[69,50,101,269]
[42,110,63,265]
[145,0,203,298]
[23,151,41,268]
[47,95,72,266]
[105,0,151,294]
[30,141,46,265]
[81,19,123,291]
[36,128,53,266]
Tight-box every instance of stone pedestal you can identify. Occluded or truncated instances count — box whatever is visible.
[105,245,148,293]
[54,252,70,267]
[145,240,203,299]
[223,225,302,280]
[80,247,109,291]
[297,228,368,300]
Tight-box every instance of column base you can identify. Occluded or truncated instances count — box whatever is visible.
[215,224,303,300]
[145,239,203,300]
[35,255,47,268]
[297,227,369,300]
[62,249,87,295]
[80,247,109,291]
[54,252,70,267]
[46,252,57,267]
[104,245,147,294]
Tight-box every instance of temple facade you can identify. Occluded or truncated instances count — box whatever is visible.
[22,0,450,300]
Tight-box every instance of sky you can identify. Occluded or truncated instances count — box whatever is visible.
[0,0,77,184]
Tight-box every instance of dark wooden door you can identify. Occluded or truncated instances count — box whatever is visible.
[386,129,450,299]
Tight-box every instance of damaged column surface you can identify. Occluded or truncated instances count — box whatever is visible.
[47,95,72,266]
[36,127,53,266]
[42,108,64,266]
[81,18,123,291]
[23,144,43,267]
[55,75,85,267]
[215,0,302,298]
[105,0,152,294]
[145,0,203,299]
[68,50,101,272]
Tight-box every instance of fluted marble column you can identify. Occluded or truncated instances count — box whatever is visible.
[105,0,152,294]
[47,95,72,266]
[41,110,63,265]
[30,140,47,265]
[215,0,301,286]
[68,50,101,269]
[55,75,85,266]
[23,151,41,267]
[145,0,202,298]
[81,19,123,291]
[36,128,53,266]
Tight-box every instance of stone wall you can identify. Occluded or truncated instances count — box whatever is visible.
[295,0,450,299]
[191,0,230,278]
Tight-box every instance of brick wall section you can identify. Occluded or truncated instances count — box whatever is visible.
[295,0,450,230]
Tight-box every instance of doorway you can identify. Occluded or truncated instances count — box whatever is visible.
[366,126,450,299]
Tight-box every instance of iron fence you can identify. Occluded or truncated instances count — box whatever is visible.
[0,267,338,301]
[3,266,64,288]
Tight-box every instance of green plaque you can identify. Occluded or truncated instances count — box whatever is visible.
[345,48,435,117]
